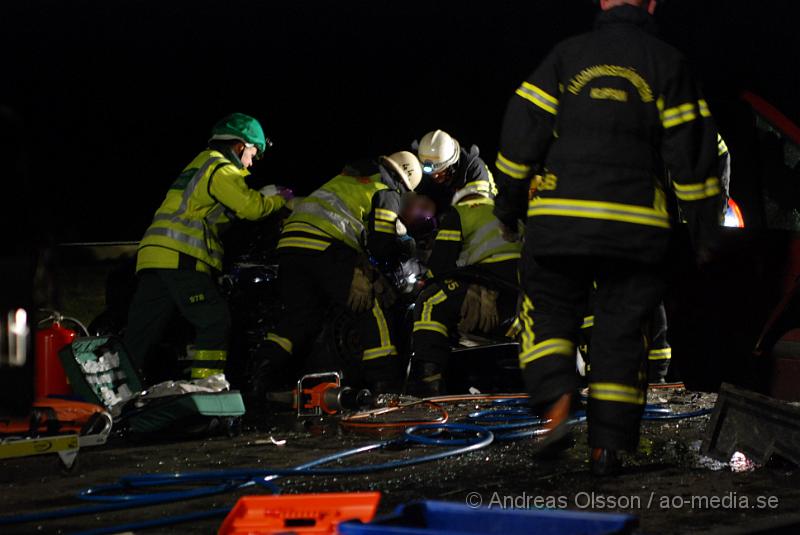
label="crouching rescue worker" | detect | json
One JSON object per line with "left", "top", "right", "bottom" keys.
{"left": 494, "top": 0, "right": 722, "bottom": 475}
{"left": 125, "top": 113, "right": 290, "bottom": 383}
{"left": 414, "top": 129, "right": 496, "bottom": 220}
{"left": 248, "top": 152, "right": 423, "bottom": 398}
{"left": 406, "top": 181, "right": 522, "bottom": 396}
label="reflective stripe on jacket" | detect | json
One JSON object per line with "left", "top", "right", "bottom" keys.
{"left": 280, "top": 172, "right": 394, "bottom": 253}
{"left": 137, "top": 149, "right": 285, "bottom": 272}
{"left": 428, "top": 197, "right": 521, "bottom": 277}
{"left": 493, "top": 5, "right": 721, "bottom": 263}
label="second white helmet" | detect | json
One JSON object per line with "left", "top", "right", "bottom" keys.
{"left": 382, "top": 151, "right": 423, "bottom": 191}
{"left": 417, "top": 129, "right": 460, "bottom": 175}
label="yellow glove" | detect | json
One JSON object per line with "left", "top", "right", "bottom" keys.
{"left": 478, "top": 287, "right": 500, "bottom": 333}
{"left": 458, "top": 284, "right": 483, "bottom": 333}
{"left": 347, "top": 266, "right": 374, "bottom": 313}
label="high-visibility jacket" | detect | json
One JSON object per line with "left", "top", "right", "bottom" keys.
{"left": 428, "top": 197, "right": 522, "bottom": 277}
{"left": 137, "top": 149, "right": 285, "bottom": 273}
{"left": 277, "top": 161, "right": 405, "bottom": 265}
{"left": 494, "top": 5, "right": 721, "bottom": 263}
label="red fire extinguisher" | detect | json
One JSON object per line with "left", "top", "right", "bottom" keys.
{"left": 35, "top": 312, "right": 83, "bottom": 398}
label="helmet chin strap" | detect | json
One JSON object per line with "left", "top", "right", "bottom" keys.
{"left": 382, "top": 158, "right": 408, "bottom": 193}
{"left": 220, "top": 144, "right": 245, "bottom": 169}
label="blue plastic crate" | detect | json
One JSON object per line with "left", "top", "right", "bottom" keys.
{"left": 338, "top": 500, "right": 638, "bottom": 535}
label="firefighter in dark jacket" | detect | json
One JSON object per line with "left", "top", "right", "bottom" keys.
{"left": 125, "top": 113, "right": 289, "bottom": 383}
{"left": 405, "top": 181, "right": 522, "bottom": 396}
{"left": 494, "top": 0, "right": 722, "bottom": 475}
{"left": 413, "top": 130, "right": 497, "bottom": 220}
{"left": 248, "top": 152, "right": 423, "bottom": 398}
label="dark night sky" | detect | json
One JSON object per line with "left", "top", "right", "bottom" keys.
{"left": 2, "top": 0, "right": 797, "bottom": 242}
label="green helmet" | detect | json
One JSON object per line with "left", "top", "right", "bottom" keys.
{"left": 209, "top": 112, "right": 269, "bottom": 155}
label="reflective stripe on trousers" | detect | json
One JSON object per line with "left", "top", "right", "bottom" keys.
{"left": 362, "top": 299, "right": 397, "bottom": 361}
{"left": 190, "top": 349, "right": 227, "bottom": 379}
{"left": 413, "top": 290, "right": 449, "bottom": 337}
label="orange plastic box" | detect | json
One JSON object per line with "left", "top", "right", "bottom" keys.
{"left": 218, "top": 492, "right": 382, "bottom": 535}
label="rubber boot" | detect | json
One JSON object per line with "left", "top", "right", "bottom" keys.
{"left": 244, "top": 352, "right": 293, "bottom": 411}
{"left": 244, "top": 357, "right": 272, "bottom": 411}
{"left": 543, "top": 392, "right": 572, "bottom": 434}
{"left": 405, "top": 360, "right": 445, "bottom": 398}
{"left": 535, "top": 392, "right": 575, "bottom": 458}
{"left": 590, "top": 448, "right": 621, "bottom": 476}
{"left": 363, "top": 359, "right": 403, "bottom": 395}
{"left": 648, "top": 359, "right": 670, "bottom": 385}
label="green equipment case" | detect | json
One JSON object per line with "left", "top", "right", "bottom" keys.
{"left": 59, "top": 336, "right": 244, "bottom": 436}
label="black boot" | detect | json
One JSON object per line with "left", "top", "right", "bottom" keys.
{"left": 404, "top": 360, "right": 444, "bottom": 397}
{"left": 366, "top": 379, "right": 401, "bottom": 395}
{"left": 534, "top": 393, "right": 576, "bottom": 458}
{"left": 648, "top": 359, "right": 670, "bottom": 384}
{"left": 244, "top": 357, "right": 270, "bottom": 410}
{"left": 590, "top": 448, "right": 621, "bottom": 476}
{"left": 362, "top": 359, "right": 404, "bottom": 395}
{"left": 244, "top": 354, "right": 290, "bottom": 410}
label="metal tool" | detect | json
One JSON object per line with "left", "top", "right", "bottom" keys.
{"left": 294, "top": 372, "right": 373, "bottom": 417}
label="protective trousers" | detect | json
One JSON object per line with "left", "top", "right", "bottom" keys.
{"left": 647, "top": 303, "right": 671, "bottom": 382}
{"left": 261, "top": 244, "right": 399, "bottom": 387}
{"left": 412, "top": 261, "right": 519, "bottom": 368}
{"left": 124, "top": 269, "right": 230, "bottom": 381}
{"left": 581, "top": 302, "right": 672, "bottom": 383}
{"left": 519, "top": 255, "right": 665, "bottom": 451}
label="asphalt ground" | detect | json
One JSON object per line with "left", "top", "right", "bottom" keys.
{"left": 2, "top": 387, "right": 800, "bottom": 534}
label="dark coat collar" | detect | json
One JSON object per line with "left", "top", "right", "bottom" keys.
{"left": 595, "top": 4, "right": 658, "bottom": 35}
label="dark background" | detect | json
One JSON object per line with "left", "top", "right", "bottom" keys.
{"left": 1, "top": 0, "right": 797, "bottom": 242}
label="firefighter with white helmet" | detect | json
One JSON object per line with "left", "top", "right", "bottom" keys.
{"left": 249, "top": 151, "right": 423, "bottom": 398}
{"left": 414, "top": 129, "right": 496, "bottom": 219}
{"left": 418, "top": 130, "right": 461, "bottom": 177}
{"left": 405, "top": 174, "right": 522, "bottom": 396}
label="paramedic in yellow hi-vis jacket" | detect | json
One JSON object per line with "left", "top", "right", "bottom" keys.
{"left": 493, "top": 0, "right": 722, "bottom": 475}
{"left": 125, "top": 113, "right": 290, "bottom": 383}
{"left": 405, "top": 180, "right": 522, "bottom": 396}
{"left": 248, "top": 152, "right": 423, "bottom": 399}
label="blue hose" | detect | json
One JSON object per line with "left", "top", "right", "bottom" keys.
{"left": 0, "top": 400, "right": 711, "bottom": 531}
{"left": 77, "top": 480, "right": 243, "bottom": 504}
{"left": 0, "top": 423, "right": 492, "bottom": 529}
{"left": 118, "top": 424, "right": 493, "bottom": 489}
{"left": 490, "top": 398, "right": 531, "bottom": 407}
{"left": 403, "top": 422, "right": 494, "bottom": 446}
{"left": 467, "top": 407, "right": 539, "bottom": 422}
{"left": 64, "top": 443, "right": 389, "bottom": 533}
{"left": 493, "top": 414, "right": 589, "bottom": 442}
{"left": 465, "top": 400, "right": 709, "bottom": 441}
